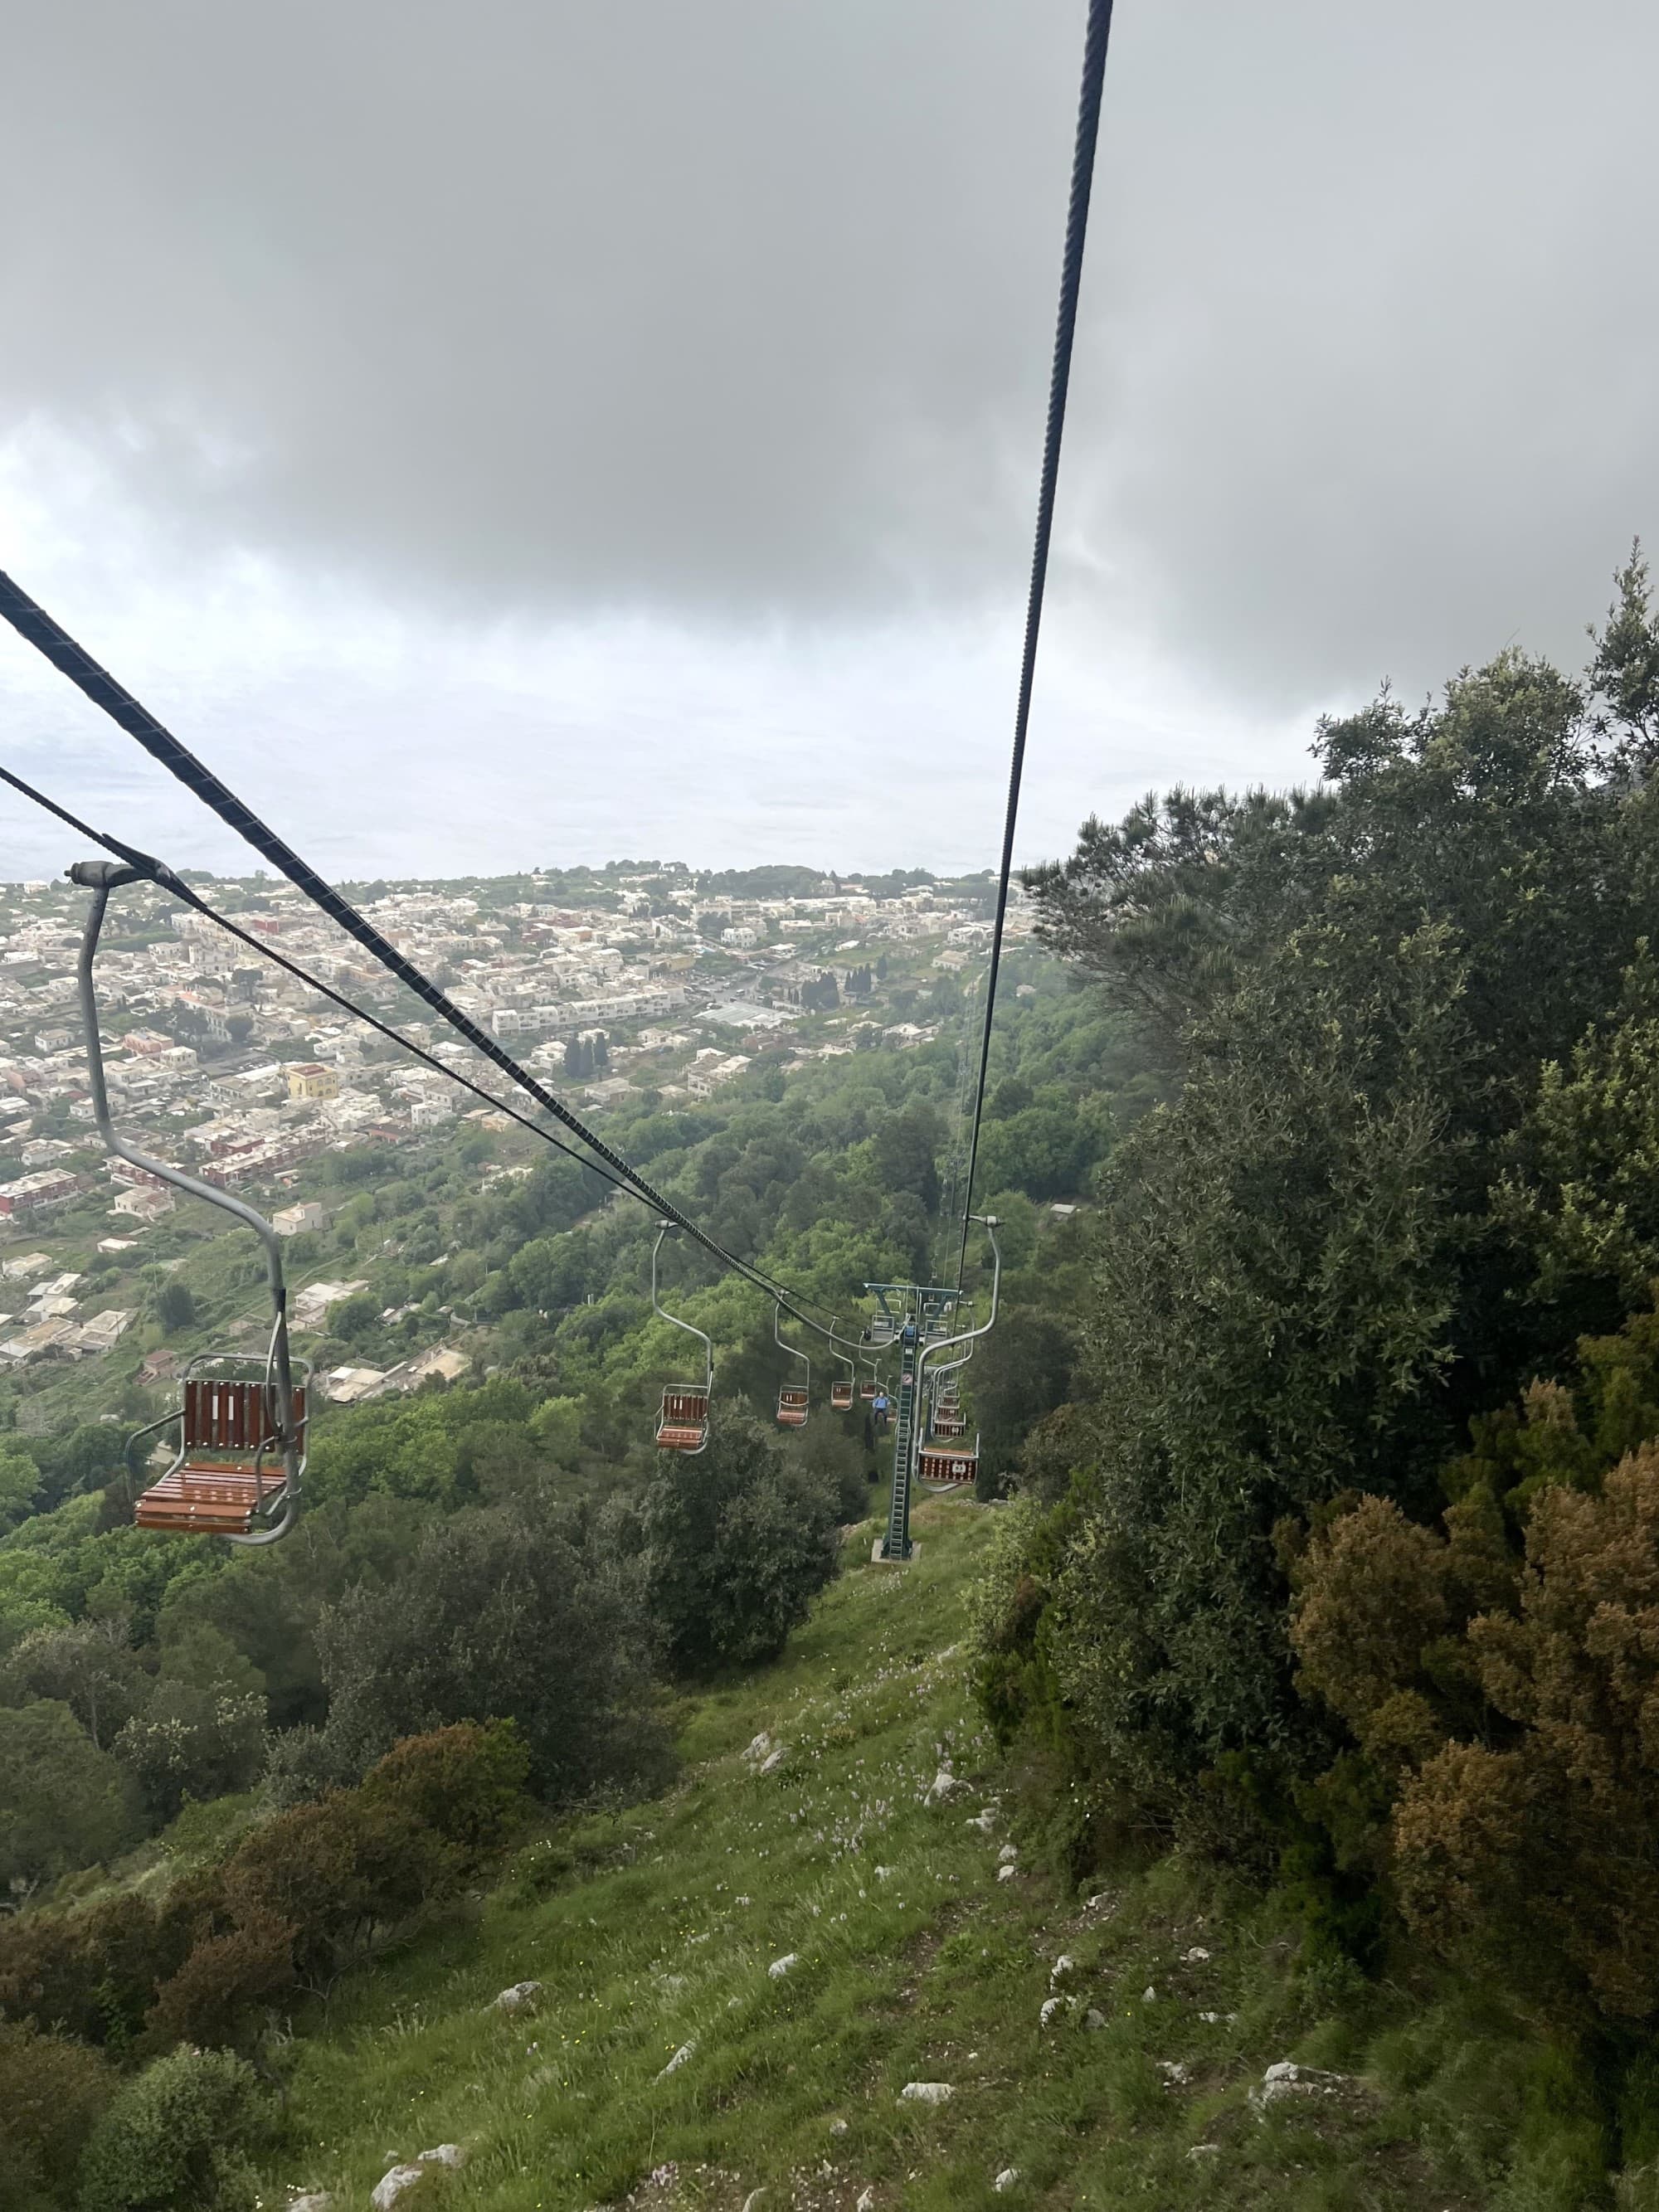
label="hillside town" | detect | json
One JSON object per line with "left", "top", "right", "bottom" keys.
{"left": 0, "top": 864, "right": 1024, "bottom": 1383}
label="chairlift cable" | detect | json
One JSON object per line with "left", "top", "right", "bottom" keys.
{"left": 954, "top": 0, "right": 1116, "bottom": 1287}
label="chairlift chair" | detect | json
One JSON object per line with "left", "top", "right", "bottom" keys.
{"left": 651, "top": 1222, "right": 713, "bottom": 1451}
{"left": 908, "top": 1242, "right": 999, "bottom": 1501}
{"left": 830, "top": 1325, "right": 855, "bottom": 1412}
{"left": 918, "top": 1439, "right": 979, "bottom": 1487}
{"left": 925, "top": 1326, "right": 972, "bottom": 1441}
{"left": 775, "top": 1304, "right": 810, "bottom": 1428}
{"left": 71, "top": 861, "right": 306, "bottom": 1544}
{"left": 859, "top": 1359, "right": 878, "bottom": 1403}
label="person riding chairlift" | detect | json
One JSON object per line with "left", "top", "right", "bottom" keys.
{"left": 872, "top": 1388, "right": 891, "bottom": 1432}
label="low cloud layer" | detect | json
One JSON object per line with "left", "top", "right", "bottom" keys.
{"left": 1, "top": 0, "right": 1654, "bottom": 876}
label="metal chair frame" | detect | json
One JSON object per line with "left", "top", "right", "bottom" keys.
{"left": 775, "top": 1302, "right": 810, "bottom": 1427}
{"left": 830, "top": 1320, "right": 856, "bottom": 1412}
{"left": 651, "top": 1221, "right": 713, "bottom": 1452}
{"left": 73, "top": 861, "right": 304, "bottom": 1545}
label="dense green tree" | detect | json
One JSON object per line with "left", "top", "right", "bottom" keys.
{"left": 873, "top": 1101, "right": 943, "bottom": 1212}
{"left": 640, "top": 1407, "right": 842, "bottom": 1672}
{"left": 0, "top": 1701, "right": 137, "bottom": 1899}
{"left": 971, "top": 1309, "right": 1076, "bottom": 1492}
{"left": 153, "top": 1281, "right": 197, "bottom": 1335}
{"left": 0, "top": 1446, "right": 41, "bottom": 1536}
{"left": 309, "top": 1498, "right": 669, "bottom": 1801}
{"left": 988, "top": 600, "right": 1659, "bottom": 1845}
{"left": 2, "top": 1617, "right": 147, "bottom": 1749}
{"left": 114, "top": 1626, "right": 267, "bottom": 1826}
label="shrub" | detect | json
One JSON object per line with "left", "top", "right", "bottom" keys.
{"left": 208, "top": 1794, "right": 425, "bottom": 1996}
{"left": 1394, "top": 1448, "right": 1659, "bottom": 2018}
{"left": 78, "top": 2045, "right": 264, "bottom": 2212}
{"left": 0, "top": 2020, "right": 115, "bottom": 2206}
{"left": 0, "top": 1886, "right": 198, "bottom": 2053}
{"left": 358, "top": 1721, "right": 529, "bottom": 1860}
{"left": 144, "top": 1908, "right": 297, "bottom": 2053}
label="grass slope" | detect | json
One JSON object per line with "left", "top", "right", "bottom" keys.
{"left": 263, "top": 1500, "right": 1608, "bottom": 2211}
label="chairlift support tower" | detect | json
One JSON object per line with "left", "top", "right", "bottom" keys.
{"left": 866, "top": 1228, "right": 1000, "bottom": 1561}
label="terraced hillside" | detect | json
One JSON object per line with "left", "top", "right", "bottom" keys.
{"left": 260, "top": 1499, "right": 1570, "bottom": 2212}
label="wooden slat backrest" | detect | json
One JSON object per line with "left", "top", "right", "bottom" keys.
{"left": 182, "top": 1378, "right": 307, "bottom": 1455}
{"left": 663, "top": 1388, "right": 708, "bottom": 1425}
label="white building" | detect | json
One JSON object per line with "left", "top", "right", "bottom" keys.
{"left": 273, "top": 1200, "right": 328, "bottom": 1237}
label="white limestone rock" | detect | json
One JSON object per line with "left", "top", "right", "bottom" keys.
{"left": 1249, "top": 2059, "right": 1352, "bottom": 2115}
{"left": 416, "top": 2147, "right": 465, "bottom": 2171}
{"left": 757, "top": 1746, "right": 787, "bottom": 1777}
{"left": 768, "top": 1952, "right": 800, "bottom": 1979}
{"left": 487, "top": 1981, "right": 542, "bottom": 2015}
{"left": 1049, "top": 1953, "right": 1077, "bottom": 1986}
{"left": 658, "top": 2039, "right": 698, "bottom": 2079}
{"left": 900, "top": 2081, "right": 954, "bottom": 2104}
{"left": 370, "top": 2168, "right": 425, "bottom": 2212}
{"left": 993, "top": 2171, "right": 1020, "bottom": 2193}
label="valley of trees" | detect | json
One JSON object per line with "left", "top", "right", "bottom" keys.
{"left": 12, "top": 557, "right": 1659, "bottom": 2203}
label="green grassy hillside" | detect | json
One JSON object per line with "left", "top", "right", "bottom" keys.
{"left": 258, "top": 1500, "right": 1591, "bottom": 2212}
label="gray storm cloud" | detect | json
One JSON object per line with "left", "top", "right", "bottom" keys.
{"left": 2, "top": 0, "right": 1657, "bottom": 706}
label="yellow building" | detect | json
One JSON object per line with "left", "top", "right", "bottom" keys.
{"left": 287, "top": 1061, "right": 340, "bottom": 1102}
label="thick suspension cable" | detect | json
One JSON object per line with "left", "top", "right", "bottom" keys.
{"left": 954, "top": 0, "right": 1115, "bottom": 1286}
{"left": 0, "top": 761, "right": 873, "bottom": 1354}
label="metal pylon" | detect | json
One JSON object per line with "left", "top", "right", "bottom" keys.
{"left": 883, "top": 1319, "right": 920, "bottom": 1559}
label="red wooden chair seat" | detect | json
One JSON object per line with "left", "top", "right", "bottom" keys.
{"left": 136, "top": 1466, "right": 282, "bottom": 1534}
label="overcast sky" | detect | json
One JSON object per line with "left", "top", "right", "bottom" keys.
{"left": 2, "top": 0, "right": 1656, "bottom": 883}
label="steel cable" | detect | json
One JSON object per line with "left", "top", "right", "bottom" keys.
{"left": 954, "top": 0, "right": 1116, "bottom": 1285}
